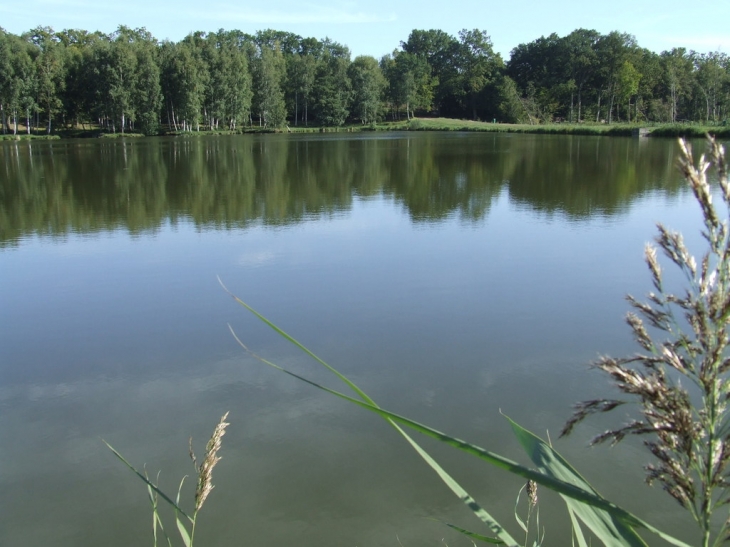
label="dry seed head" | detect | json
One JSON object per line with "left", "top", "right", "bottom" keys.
{"left": 645, "top": 244, "right": 662, "bottom": 290}
{"left": 194, "top": 411, "right": 230, "bottom": 512}
{"left": 526, "top": 480, "right": 538, "bottom": 508}
{"left": 678, "top": 138, "right": 720, "bottom": 231}
{"left": 564, "top": 137, "right": 730, "bottom": 535}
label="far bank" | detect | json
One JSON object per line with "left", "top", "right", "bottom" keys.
{"left": 2, "top": 117, "right": 729, "bottom": 141}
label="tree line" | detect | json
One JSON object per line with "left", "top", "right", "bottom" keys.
{"left": 1, "top": 25, "right": 728, "bottom": 135}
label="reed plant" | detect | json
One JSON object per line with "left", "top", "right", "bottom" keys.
{"left": 562, "top": 136, "right": 730, "bottom": 547}
{"left": 221, "top": 296, "right": 685, "bottom": 545}
{"left": 104, "top": 412, "right": 230, "bottom": 547}
{"left": 648, "top": 125, "right": 730, "bottom": 139}
{"left": 404, "top": 117, "right": 634, "bottom": 136}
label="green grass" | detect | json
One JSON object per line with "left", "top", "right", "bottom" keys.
{"left": 644, "top": 123, "right": 730, "bottom": 138}
{"left": 98, "top": 132, "right": 146, "bottom": 138}
{"left": 403, "top": 117, "right": 635, "bottom": 135}
{"left": 0, "top": 133, "right": 60, "bottom": 140}
{"left": 391, "top": 117, "right": 730, "bottom": 138}
{"left": 7, "top": 118, "right": 728, "bottom": 140}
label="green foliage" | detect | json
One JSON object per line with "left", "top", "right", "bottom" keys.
{"left": 348, "top": 55, "right": 386, "bottom": 124}
{"left": 662, "top": 48, "right": 695, "bottom": 123}
{"left": 617, "top": 61, "right": 641, "bottom": 122}
{"left": 312, "top": 44, "right": 351, "bottom": 126}
{"left": 0, "top": 29, "right": 38, "bottom": 134}
{"left": 204, "top": 31, "right": 253, "bottom": 131}
{"left": 694, "top": 52, "right": 729, "bottom": 123}
{"left": 160, "top": 38, "right": 208, "bottom": 131}
{"left": 455, "top": 29, "right": 503, "bottom": 120}
{"left": 287, "top": 52, "right": 317, "bottom": 126}
{"left": 1, "top": 25, "right": 729, "bottom": 133}
{"left": 381, "top": 50, "right": 435, "bottom": 119}
{"left": 31, "top": 28, "right": 65, "bottom": 133}
{"left": 253, "top": 45, "right": 287, "bottom": 128}
{"left": 497, "top": 75, "right": 529, "bottom": 123}
{"left": 134, "top": 45, "right": 162, "bottom": 135}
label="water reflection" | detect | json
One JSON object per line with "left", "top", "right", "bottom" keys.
{"left": 0, "top": 132, "right": 702, "bottom": 547}
{"left": 1, "top": 133, "right": 684, "bottom": 246}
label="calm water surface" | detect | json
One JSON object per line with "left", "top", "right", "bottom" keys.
{"left": 0, "top": 132, "right": 714, "bottom": 545}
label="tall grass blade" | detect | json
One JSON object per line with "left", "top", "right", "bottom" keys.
{"left": 439, "top": 521, "right": 505, "bottom": 544}
{"left": 220, "top": 278, "right": 374, "bottom": 404}
{"left": 223, "top": 294, "right": 517, "bottom": 545}
{"left": 228, "top": 343, "right": 690, "bottom": 546}
{"left": 508, "top": 416, "right": 693, "bottom": 547}
{"left": 396, "top": 424, "right": 516, "bottom": 543}
{"left": 102, "top": 439, "right": 194, "bottom": 523}
{"left": 147, "top": 483, "right": 159, "bottom": 547}
{"left": 535, "top": 508, "right": 544, "bottom": 547}
{"left": 145, "top": 472, "right": 173, "bottom": 547}
{"left": 568, "top": 507, "right": 588, "bottom": 547}
{"left": 175, "top": 477, "right": 192, "bottom": 547}
{"left": 513, "top": 484, "right": 528, "bottom": 534}
{"left": 176, "top": 516, "right": 192, "bottom": 547}
{"left": 504, "top": 416, "right": 647, "bottom": 547}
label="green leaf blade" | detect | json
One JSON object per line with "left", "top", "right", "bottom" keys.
{"left": 102, "top": 439, "right": 194, "bottom": 523}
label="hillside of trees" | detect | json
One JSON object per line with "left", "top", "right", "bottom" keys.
{"left": 1, "top": 25, "right": 728, "bottom": 135}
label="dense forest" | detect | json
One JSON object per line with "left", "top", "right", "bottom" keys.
{"left": 1, "top": 25, "right": 729, "bottom": 135}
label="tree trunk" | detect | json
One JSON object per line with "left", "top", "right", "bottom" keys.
{"left": 569, "top": 92, "right": 574, "bottom": 123}
{"left": 608, "top": 91, "right": 615, "bottom": 124}
{"left": 577, "top": 86, "right": 582, "bottom": 123}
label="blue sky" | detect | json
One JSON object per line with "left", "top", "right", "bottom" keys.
{"left": 2, "top": 0, "right": 728, "bottom": 60}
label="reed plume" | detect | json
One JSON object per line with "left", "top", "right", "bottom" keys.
{"left": 526, "top": 480, "right": 538, "bottom": 508}
{"left": 562, "top": 137, "right": 730, "bottom": 547}
{"left": 190, "top": 411, "right": 230, "bottom": 512}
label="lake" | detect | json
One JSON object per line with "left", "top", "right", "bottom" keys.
{"left": 0, "top": 131, "right": 711, "bottom": 545}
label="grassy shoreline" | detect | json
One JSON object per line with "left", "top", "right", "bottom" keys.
{"left": 2, "top": 118, "right": 729, "bottom": 140}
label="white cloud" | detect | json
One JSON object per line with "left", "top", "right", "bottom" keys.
{"left": 237, "top": 250, "right": 276, "bottom": 267}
